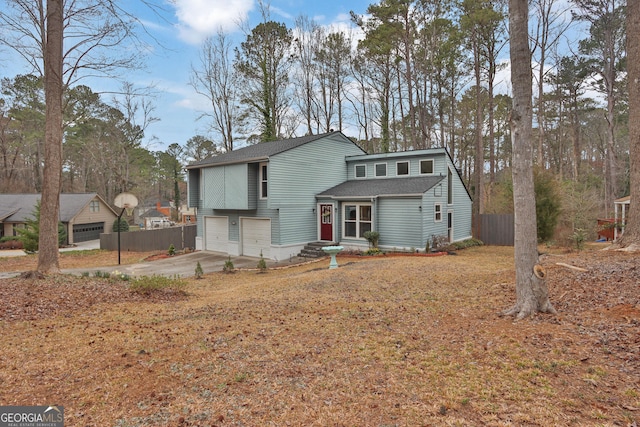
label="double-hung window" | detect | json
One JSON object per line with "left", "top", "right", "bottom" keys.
{"left": 355, "top": 164, "right": 366, "bottom": 178}
{"left": 375, "top": 163, "right": 387, "bottom": 177}
{"left": 343, "top": 204, "right": 372, "bottom": 238}
{"left": 90, "top": 200, "right": 100, "bottom": 212}
{"left": 434, "top": 203, "right": 442, "bottom": 222}
{"left": 260, "top": 163, "right": 268, "bottom": 199}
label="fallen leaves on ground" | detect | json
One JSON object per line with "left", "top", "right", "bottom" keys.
{"left": 0, "top": 245, "right": 638, "bottom": 426}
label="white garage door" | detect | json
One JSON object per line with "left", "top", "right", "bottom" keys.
{"left": 205, "top": 216, "right": 228, "bottom": 253}
{"left": 241, "top": 218, "right": 271, "bottom": 258}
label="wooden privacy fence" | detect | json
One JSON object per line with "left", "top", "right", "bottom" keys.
{"left": 475, "top": 214, "right": 514, "bottom": 246}
{"left": 100, "top": 225, "right": 197, "bottom": 252}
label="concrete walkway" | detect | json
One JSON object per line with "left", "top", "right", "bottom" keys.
{"left": 0, "top": 239, "right": 101, "bottom": 258}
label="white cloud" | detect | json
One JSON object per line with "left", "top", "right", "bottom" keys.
{"left": 172, "top": 0, "right": 254, "bottom": 44}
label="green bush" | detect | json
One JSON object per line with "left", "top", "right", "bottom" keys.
{"left": 484, "top": 169, "right": 562, "bottom": 242}
{"left": 129, "top": 275, "right": 186, "bottom": 294}
{"left": 9, "top": 200, "right": 66, "bottom": 253}
{"left": 363, "top": 247, "right": 383, "bottom": 256}
{"left": 571, "top": 228, "right": 586, "bottom": 251}
{"left": 195, "top": 261, "right": 204, "bottom": 279}
{"left": 363, "top": 231, "right": 380, "bottom": 248}
{"left": 168, "top": 244, "right": 176, "bottom": 256}
{"left": 223, "top": 256, "right": 234, "bottom": 273}
{"left": 257, "top": 251, "right": 268, "bottom": 272}
{"left": 113, "top": 217, "right": 130, "bottom": 232}
{"left": 448, "top": 238, "right": 484, "bottom": 250}
{"left": 535, "top": 170, "right": 561, "bottom": 242}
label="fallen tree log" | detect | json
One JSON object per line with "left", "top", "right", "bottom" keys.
{"left": 555, "top": 262, "right": 589, "bottom": 273}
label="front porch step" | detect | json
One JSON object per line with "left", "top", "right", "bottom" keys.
{"left": 297, "top": 242, "right": 337, "bottom": 258}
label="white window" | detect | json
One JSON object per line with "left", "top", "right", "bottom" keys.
{"left": 396, "top": 161, "right": 409, "bottom": 176}
{"left": 375, "top": 163, "right": 387, "bottom": 177}
{"left": 89, "top": 200, "right": 100, "bottom": 212}
{"left": 447, "top": 167, "right": 453, "bottom": 204}
{"left": 434, "top": 203, "right": 442, "bottom": 222}
{"left": 343, "top": 204, "right": 372, "bottom": 239}
{"left": 260, "top": 162, "right": 268, "bottom": 199}
{"left": 355, "top": 164, "right": 366, "bottom": 178}
{"left": 420, "top": 159, "right": 434, "bottom": 175}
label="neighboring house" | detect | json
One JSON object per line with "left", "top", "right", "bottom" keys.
{"left": 155, "top": 201, "right": 173, "bottom": 219}
{"left": 0, "top": 193, "right": 117, "bottom": 244}
{"left": 598, "top": 195, "right": 631, "bottom": 241}
{"left": 179, "top": 203, "right": 197, "bottom": 224}
{"left": 141, "top": 206, "right": 172, "bottom": 229}
{"left": 187, "top": 131, "right": 472, "bottom": 260}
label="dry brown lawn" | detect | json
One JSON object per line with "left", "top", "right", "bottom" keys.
{"left": 0, "top": 245, "right": 638, "bottom": 426}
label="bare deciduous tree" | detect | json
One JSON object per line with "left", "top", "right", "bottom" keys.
{"left": 0, "top": 0, "right": 162, "bottom": 274}
{"left": 531, "top": 0, "right": 573, "bottom": 167}
{"left": 190, "top": 30, "right": 241, "bottom": 152}
{"left": 573, "top": 0, "right": 627, "bottom": 214}
{"left": 292, "top": 15, "right": 321, "bottom": 135}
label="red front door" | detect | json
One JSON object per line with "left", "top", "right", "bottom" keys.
{"left": 320, "top": 204, "right": 333, "bottom": 241}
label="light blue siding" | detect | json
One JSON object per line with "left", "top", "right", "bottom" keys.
{"left": 201, "top": 164, "right": 254, "bottom": 210}
{"left": 346, "top": 149, "right": 449, "bottom": 180}
{"left": 269, "top": 134, "right": 364, "bottom": 245}
{"left": 202, "top": 167, "right": 224, "bottom": 208}
{"left": 445, "top": 156, "right": 473, "bottom": 241}
{"left": 187, "top": 169, "right": 200, "bottom": 209}
{"left": 224, "top": 164, "right": 249, "bottom": 209}
{"left": 377, "top": 198, "right": 423, "bottom": 248}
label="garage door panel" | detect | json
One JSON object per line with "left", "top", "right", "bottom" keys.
{"left": 73, "top": 222, "right": 104, "bottom": 242}
{"left": 242, "top": 218, "right": 271, "bottom": 258}
{"left": 205, "top": 216, "right": 228, "bottom": 252}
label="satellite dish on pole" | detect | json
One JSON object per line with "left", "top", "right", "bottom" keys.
{"left": 114, "top": 192, "right": 138, "bottom": 265}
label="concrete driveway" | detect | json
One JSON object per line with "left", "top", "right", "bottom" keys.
{"left": 0, "top": 239, "right": 320, "bottom": 278}
{"left": 63, "top": 251, "right": 314, "bottom": 278}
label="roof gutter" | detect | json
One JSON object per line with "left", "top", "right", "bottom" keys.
{"left": 186, "top": 156, "right": 269, "bottom": 170}
{"left": 316, "top": 193, "right": 424, "bottom": 200}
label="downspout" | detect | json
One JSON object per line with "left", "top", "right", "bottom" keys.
{"left": 371, "top": 196, "right": 379, "bottom": 235}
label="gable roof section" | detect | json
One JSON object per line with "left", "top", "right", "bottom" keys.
{"left": 187, "top": 131, "right": 363, "bottom": 169}
{"left": 317, "top": 176, "right": 445, "bottom": 199}
{"left": 141, "top": 208, "right": 168, "bottom": 218}
{"left": 0, "top": 193, "right": 112, "bottom": 223}
{"left": 0, "top": 207, "right": 19, "bottom": 222}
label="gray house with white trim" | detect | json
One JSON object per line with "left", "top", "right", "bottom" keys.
{"left": 187, "top": 131, "right": 472, "bottom": 260}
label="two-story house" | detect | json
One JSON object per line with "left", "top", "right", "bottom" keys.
{"left": 186, "top": 131, "right": 472, "bottom": 260}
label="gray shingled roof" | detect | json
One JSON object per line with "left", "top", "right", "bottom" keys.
{"left": 141, "top": 208, "right": 167, "bottom": 218}
{"left": 0, "top": 193, "right": 105, "bottom": 223}
{"left": 187, "top": 131, "right": 349, "bottom": 168}
{"left": 317, "top": 176, "right": 445, "bottom": 199}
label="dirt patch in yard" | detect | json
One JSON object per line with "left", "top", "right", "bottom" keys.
{"left": 0, "top": 246, "right": 638, "bottom": 426}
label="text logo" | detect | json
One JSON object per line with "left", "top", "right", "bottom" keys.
{"left": 0, "top": 406, "right": 64, "bottom": 427}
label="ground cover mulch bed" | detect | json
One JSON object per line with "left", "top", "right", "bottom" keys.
{"left": 0, "top": 245, "right": 638, "bottom": 426}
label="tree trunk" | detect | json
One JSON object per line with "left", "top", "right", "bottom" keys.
{"left": 504, "top": 0, "right": 555, "bottom": 319}
{"left": 619, "top": 0, "right": 640, "bottom": 249}
{"left": 473, "top": 34, "right": 484, "bottom": 219}
{"left": 38, "top": 0, "right": 64, "bottom": 274}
